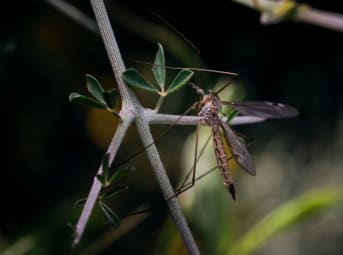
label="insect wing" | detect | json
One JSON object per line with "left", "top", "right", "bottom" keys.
{"left": 221, "top": 101, "right": 299, "bottom": 119}
{"left": 220, "top": 120, "right": 256, "bottom": 176}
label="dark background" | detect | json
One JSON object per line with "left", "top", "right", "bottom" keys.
{"left": 1, "top": 0, "right": 343, "bottom": 254}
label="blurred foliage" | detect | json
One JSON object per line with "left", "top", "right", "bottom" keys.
{"left": 1, "top": 0, "right": 343, "bottom": 254}
{"left": 228, "top": 187, "right": 343, "bottom": 255}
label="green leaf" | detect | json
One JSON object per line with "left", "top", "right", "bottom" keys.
{"left": 69, "top": 92, "right": 107, "bottom": 109}
{"left": 103, "top": 88, "right": 118, "bottom": 109}
{"left": 102, "top": 153, "right": 110, "bottom": 184}
{"left": 108, "top": 166, "right": 135, "bottom": 184}
{"left": 98, "top": 201, "right": 120, "bottom": 228}
{"left": 73, "top": 198, "right": 87, "bottom": 208}
{"left": 123, "top": 68, "right": 159, "bottom": 93}
{"left": 97, "top": 153, "right": 111, "bottom": 186}
{"left": 101, "top": 185, "right": 128, "bottom": 200}
{"left": 96, "top": 173, "right": 106, "bottom": 185}
{"left": 229, "top": 187, "right": 343, "bottom": 255}
{"left": 85, "top": 74, "right": 105, "bottom": 104}
{"left": 152, "top": 43, "right": 166, "bottom": 91}
{"left": 166, "top": 70, "right": 194, "bottom": 94}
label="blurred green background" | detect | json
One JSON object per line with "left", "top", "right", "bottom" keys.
{"left": 1, "top": 0, "right": 343, "bottom": 254}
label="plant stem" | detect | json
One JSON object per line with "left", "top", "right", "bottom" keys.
{"left": 297, "top": 7, "right": 343, "bottom": 32}
{"left": 232, "top": 0, "right": 343, "bottom": 32}
{"left": 73, "top": 115, "right": 133, "bottom": 248}
{"left": 45, "top": 0, "right": 99, "bottom": 35}
{"left": 147, "top": 110, "right": 266, "bottom": 126}
{"left": 154, "top": 95, "right": 165, "bottom": 112}
{"left": 73, "top": 1, "right": 201, "bottom": 254}
{"left": 53, "top": 0, "right": 279, "bottom": 251}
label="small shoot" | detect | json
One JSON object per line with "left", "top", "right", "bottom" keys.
{"left": 97, "top": 153, "right": 135, "bottom": 188}
{"left": 69, "top": 74, "right": 121, "bottom": 120}
{"left": 74, "top": 153, "right": 133, "bottom": 228}
{"left": 97, "top": 153, "right": 110, "bottom": 187}
{"left": 123, "top": 43, "right": 194, "bottom": 112}
{"left": 100, "top": 184, "right": 128, "bottom": 200}
{"left": 98, "top": 201, "right": 121, "bottom": 228}
{"left": 107, "top": 166, "right": 135, "bottom": 185}
{"left": 73, "top": 198, "right": 87, "bottom": 208}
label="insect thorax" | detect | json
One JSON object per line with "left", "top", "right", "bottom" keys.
{"left": 199, "top": 94, "right": 221, "bottom": 124}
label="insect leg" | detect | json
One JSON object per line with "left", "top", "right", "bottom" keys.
{"left": 174, "top": 133, "right": 212, "bottom": 196}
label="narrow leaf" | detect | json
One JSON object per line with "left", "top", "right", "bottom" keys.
{"left": 98, "top": 201, "right": 120, "bottom": 228}
{"left": 101, "top": 185, "right": 128, "bottom": 200}
{"left": 86, "top": 74, "right": 106, "bottom": 104}
{"left": 103, "top": 88, "right": 118, "bottom": 109}
{"left": 152, "top": 43, "right": 166, "bottom": 91}
{"left": 108, "top": 166, "right": 135, "bottom": 184}
{"left": 69, "top": 93, "right": 107, "bottom": 109}
{"left": 111, "top": 111, "right": 122, "bottom": 121}
{"left": 96, "top": 173, "right": 106, "bottom": 186}
{"left": 73, "top": 198, "right": 87, "bottom": 208}
{"left": 229, "top": 187, "right": 343, "bottom": 255}
{"left": 101, "top": 153, "right": 110, "bottom": 185}
{"left": 166, "top": 70, "right": 194, "bottom": 94}
{"left": 123, "top": 68, "right": 159, "bottom": 93}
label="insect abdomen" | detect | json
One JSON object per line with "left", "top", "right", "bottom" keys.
{"left": 211, "top": 119, "right": 236, "bottom": 200}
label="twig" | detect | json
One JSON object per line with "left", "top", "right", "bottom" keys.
{"left": 46, "top": 0, "right": 343, "bottom": 38}
{"left": 45, "top": 0, "right": 269, "bottom": 252}
{"left": 73, "top": 114, "right": 133, "bottom": 248}
{"left": 232, "top": 0, "right": 343, "bottom": 32}
{"left": 73, "top": 0, "right": 202, "bottom": 253}
{"left": 297, "top": 7, "right": 343, "bottom": 32}
{"left": 44, "top": 0, "right": 99, "bottom": 35}
{"left": 147, "top": 109, "right": 266, "bottom": 126}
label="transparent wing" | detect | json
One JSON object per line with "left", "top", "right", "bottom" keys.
{"left": 220, "top": 120, "right": 256, "bottom": 176}
{"left": 221, "top": 101, "right": 299, "bottom": 119}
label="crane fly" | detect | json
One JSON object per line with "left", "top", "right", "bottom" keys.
{"left": 189, "top": 82, "right": 298, "bottom": 200}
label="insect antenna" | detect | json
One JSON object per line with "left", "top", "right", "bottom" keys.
{"left": 149, "top": 10, "right": 206, "bottom": 87}
{"left": 127, "top": 58, "right": 237, "bottom": 76}
{"left": 150, "top": 11, "right": 241, "bottom": 92}
{"left": 212, "top": 74, "right": 238, "bottom": 96}
{"left": 150, "top": 10, "right": 201, "bottom": 57}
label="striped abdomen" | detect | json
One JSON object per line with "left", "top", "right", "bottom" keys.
{"left": 211, "top": 117, "right": 236, "bottom": 200}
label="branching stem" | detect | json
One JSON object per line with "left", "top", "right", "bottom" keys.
{"left": 46, "top": 0, "right": 294, "bottom": 252}
{"left": 74, "top": 0, "right": 202, "bottom": 253}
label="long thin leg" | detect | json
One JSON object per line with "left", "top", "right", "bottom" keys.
{"left": 192, "top": 118, "right": 201, "bottom": 188}
{"left": 172, "top": 119, "right": 201, "bottom": 196}
{"left": 183, "top": 155, "right": 234, "bottom": 190}
{"left": 176, "top": 133, "right": 212, "bottom": 194}
{"left": 166, "top": 154, "right": 235, "bottom": 201}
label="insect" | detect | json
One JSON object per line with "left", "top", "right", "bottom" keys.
{"left": 187, "top": 82, "right": 299, "bottom": 200}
